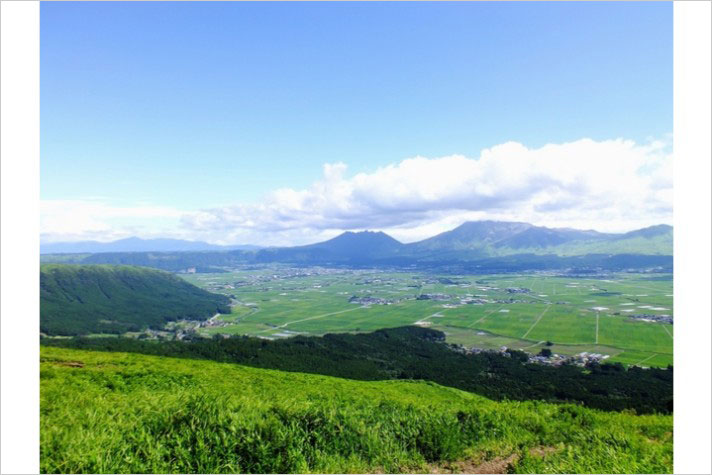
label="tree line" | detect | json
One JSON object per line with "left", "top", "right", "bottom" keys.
{"left": 42, "top": 326, "right": 673, "bottom": 414}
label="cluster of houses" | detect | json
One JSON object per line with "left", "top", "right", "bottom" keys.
{"left": 527, "top": 353, "right": 569, "bottom": 366}
{"left": 520, "top": 349, "right": 611, "bottom": 367}
{"left": 438, "top": 297, "right": 492, "bottom": 309}
{"left": 416, "top": 293, "right": 452, "bottom": 301}
{"left": 526, "top": 350, "right": 610, "bottom": 367}
{"left": 199, "top": 266, "right": 369, "bottom": 293}
{"left": 492, "top": 298, "right": 531, "bottom": 304}
{"left": 571, "top": 351, "right": 610, "bottom": 365}
{"left": 132, "top": 313, "right": 232, "bottom": 341}
{"left": 505, "top": 287, "right": 532, "bottom": 294}
{"left": 348, "top": 295, "right": 395, "bottom": 305}
{"left": 450, "top": 343, "right": 611, "bottom": 368}
{"left": 629, "top": 313, "right": 673, "bottom": 324}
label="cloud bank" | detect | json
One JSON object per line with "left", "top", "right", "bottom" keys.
{"left": 182, "top": 138, "right": 672, "bottom": 244}
{"left": 41, "top": 138, "right": 672, "bottom": 246}
{"left": 40, "top": 200, "right": 185, "bottom": 243}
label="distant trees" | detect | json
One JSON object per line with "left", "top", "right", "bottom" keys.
{"left": 539, "top": 348, "right": 553, "bottom": 357}
{"left": 506, "top": 349, "right": 529, "bottom": 363}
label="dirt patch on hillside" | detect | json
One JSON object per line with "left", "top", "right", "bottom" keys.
{"left": 528, "top": 445, "right": 557, "bottom": 457}
{"left": 428, "top": 453, "right": 518, "bottom": 474}
{"left": 425, "top": 446, "right": 558, "bottom": 474}
{"left": 54, "top": 360, "right": 84, "bottom": 368}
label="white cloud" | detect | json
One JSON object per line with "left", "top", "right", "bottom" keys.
{"left": 182, "top": 138, "right": 672, "bottom": 245}
{"left": 40, "top": 199, "right": 184, "bottom": 243}
{"left": 42, "top": 138, "right": 673, "bottom": 246}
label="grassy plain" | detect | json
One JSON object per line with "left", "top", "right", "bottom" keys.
{"left": 182, "top": 269, "right": 673, "bottom": 367}
{"left": 40, "top": 346, "right": 673, "bottom": 474}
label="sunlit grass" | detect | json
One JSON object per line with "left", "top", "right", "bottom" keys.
{"left": 41, "top": 347, "right": 672, "bottom": 474}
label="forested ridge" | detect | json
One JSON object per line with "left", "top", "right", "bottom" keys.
{"left": 40, "top": 264, "right": 231, "bottom": 335}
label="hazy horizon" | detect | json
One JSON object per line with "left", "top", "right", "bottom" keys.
{"left": 40, "top": 219, "right": 673, "bottom": 249}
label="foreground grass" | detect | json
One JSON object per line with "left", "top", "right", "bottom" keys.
{"left": 41, "top": 347, "right": 672, "bottom": 474}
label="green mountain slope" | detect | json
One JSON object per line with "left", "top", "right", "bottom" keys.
{"left": 40, "top": 264, "right": 231, "bottom": 336}
{"left": 41, "top": 346, "right": 672, "bottom": 474}
{"left": 490, "top": 232, "right": 673, "bottom": 257}
{"left": 409, "top": 222, "right": 672, "bottom": 257}
{"left": 409, "top": 221, "right": 537, "bottom": 252}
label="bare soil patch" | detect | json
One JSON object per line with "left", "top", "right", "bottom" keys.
{"left": 428, "top": 453, "right": 518, "bottom": 474}
{"left": 55, "top": 360, "right": 84, "bottom": 368}
{"left": 425, "top": 446, "right": 558, "bottom": 474}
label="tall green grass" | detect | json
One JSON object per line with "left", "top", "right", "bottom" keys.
{"left": 41, "top": 347, "right": 672, "bottom": 474}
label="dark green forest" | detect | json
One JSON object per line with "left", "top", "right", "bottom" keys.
{"left": 42, "top": 326, "right": 673, "bottom": 414}
{"left": 40, "top": 264, "right": 231, "bottom": 335}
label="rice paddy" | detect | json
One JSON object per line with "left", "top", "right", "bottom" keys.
{"left": 182, "top": 268, "right": 673, "bottom": 367}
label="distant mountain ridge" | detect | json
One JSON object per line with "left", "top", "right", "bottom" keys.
{"left": 249, "top": 221, "right": 671, "bottom": 265}
{"left": 406, "top": 221, "right": 671, "bottom": 256}
{"left": 410, "top": 221, "right": 535, "bottom": 252}
{"left": 615, "top": 224, "right": 672, "bottom": 240}
{"left": 43, "top": 222, "right": 672, "bottom": 256}
{"left": 42, "top": 221, "right": 672, "bottom": 271}
{"left": 255, "top": 230, "right": 406, "bottom": 264}
{"left": 40, "top": 237, "right": 261, "bottom": 254}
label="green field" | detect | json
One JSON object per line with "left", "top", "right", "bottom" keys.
{"left": 41, "top": 346, "right": 673, "bottom": 474}
{"left": 181, "top": 268, "right": 673, "bottom": 367}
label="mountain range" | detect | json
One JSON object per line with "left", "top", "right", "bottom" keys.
{"left": 42, "top": 221, "right": 673, "bottom": 272}
{"left": 406, "top": 221, "right": 672, "bottom": 256}
{"left": 255, "top": 221, "right": 672, "bottom": 262}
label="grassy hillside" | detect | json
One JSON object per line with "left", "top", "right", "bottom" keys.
{"left": 40, "top": 264, "right": 231, "bottom": 336}
{"left": 41, "top": 346, "right": 672, "bottom": 474}
{"left": 43, "top": 326, "right": 673, "bottom": 414}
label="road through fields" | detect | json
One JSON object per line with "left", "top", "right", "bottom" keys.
{"left": 522, "top": 305, "right": 551, "bottom": 339}
{"left": 257, "top": 306, "right": 366, "bottom": 333}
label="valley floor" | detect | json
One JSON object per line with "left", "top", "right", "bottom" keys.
{"left": 179, "top": 269, "right": 673, "bottom": 367}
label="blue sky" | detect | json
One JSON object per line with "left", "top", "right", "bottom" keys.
{"left": 40, "top": 2, "right": 672, "bottom": 244}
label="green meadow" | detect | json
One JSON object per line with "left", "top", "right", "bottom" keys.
{"left": 183, "top": 269, "right": 673, "bottom": 367}
{"left": 40, "top": 346, "right": 673, "bottom": 474}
